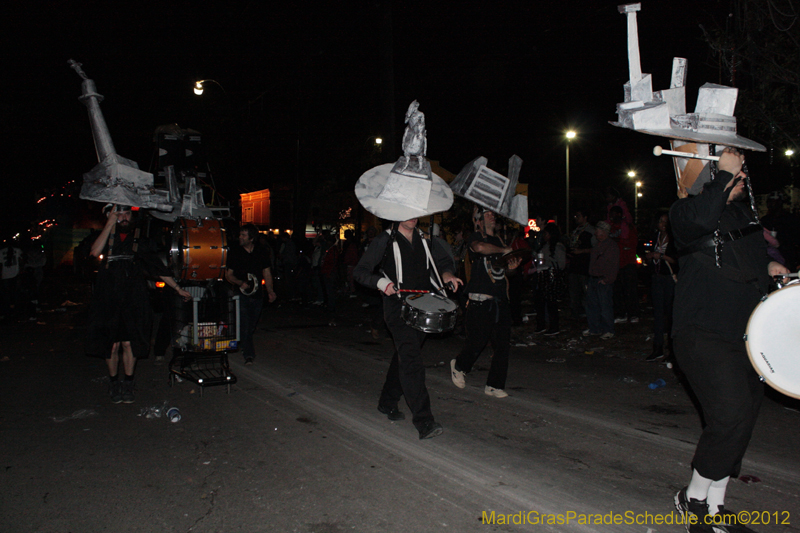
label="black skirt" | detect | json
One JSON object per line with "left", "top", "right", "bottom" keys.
{"left": 86, "top": 260, "right": 153, "bottom": 360}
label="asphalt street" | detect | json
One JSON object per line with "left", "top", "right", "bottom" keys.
{"left": 1, "top": 274, "right": 799, "bottom": 533}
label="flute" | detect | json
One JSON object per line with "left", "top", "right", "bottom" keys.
{"left": 653, "top": 146, "right": 720, "bottom": 161}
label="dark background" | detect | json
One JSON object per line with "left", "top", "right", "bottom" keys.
{"left": 1, "top": 0, "right": 792, "bottom": 236}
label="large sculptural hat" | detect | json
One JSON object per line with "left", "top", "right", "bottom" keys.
{"left": 355, "top": 100, "right": 453, "bottom": 221}
{"left": 611, "top": 4, "right": 765, "bottom": 153}
{"left": 355, "top": 164, "right": 453, "bottom": 221}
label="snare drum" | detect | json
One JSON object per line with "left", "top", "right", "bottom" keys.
{"left": 170, "top": 218, "right": 228, "bottom": 280}
{"left": 745, "top": 281, "right": 800, "bottom": 399}
{"left": 401, "top": 293, "right": 458, "bottom": 333}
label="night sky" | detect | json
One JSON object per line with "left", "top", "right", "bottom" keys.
{"left": 3, "top": 0, "right": 760, "bottom": 236}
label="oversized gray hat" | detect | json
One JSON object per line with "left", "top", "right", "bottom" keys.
{"left": 611, "top": 6, "right": 765, "bottom": 153}
{"left": 354, "top": 163, "right": 453, "bottom": 221}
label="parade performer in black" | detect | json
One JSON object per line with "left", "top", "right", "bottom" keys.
{"left": 450, "top": 206, "right": 520, "bottom": 398}
{"left": 87, "top": 205, "right": 191, "bottom": 403}
{"left": 353, "top": 100, "right": 462, "bottom": 439}
{"left": 354, "top": 218, "right": 462, "bottom": 439}
{"left": 671, "top": 149, "right": 788, "bottom": 530}
{"left": 225, "top": 223, "right": 277, "bottom": 365}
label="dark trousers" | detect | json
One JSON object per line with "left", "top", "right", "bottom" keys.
{"left": 379, "top": 297, "right": 434, "bottom": 431}
{"left": 673, "top": 326, "right": 764, "bottom": 480}
{"left": 613, "top": 263, "right": 640, "bottom": 318}
{"left": 455, "top": 299, "right": 511, "bottom": 390}
{"left": 534, "top": 288, "right": 559, "bottom": 333}
{"left": 568, "top": 272, "right": 588, "bottom": 318}
{"left": 239, "top": 294, "right": 264, "bottom": 361}
{"left": 585, "top": 278, "right": 614, "bottom": 334}
{"left": 508, "top": 272, "right": 524, "bottom": 326}
{"left": 322, "top": 272, "right": 338, "bottom": 313}
{"left": 651, "top": 274, "right": 675, "bottom": 350}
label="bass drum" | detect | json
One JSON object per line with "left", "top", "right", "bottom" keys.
{"left": 170, "top": 218, "right": 229, "bottom": 281}
{"left": 745, "top": 281, "right": 800, "bottom": 399}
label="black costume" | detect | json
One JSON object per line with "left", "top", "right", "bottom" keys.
{"left": 227, "top": 243, "right": 273, "bottom": 362}
{"left": 670, "top": 172, "right": 771, "bottom": 480}
{"left": 453, "top": 232, "right": 511, "bottom": 390}
{"left": 86, "top": 226, "right": 167, "bottom": 360}
{"left": 353, "top": 227, "right": 454, "bottom": 433}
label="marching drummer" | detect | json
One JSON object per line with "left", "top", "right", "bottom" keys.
{"left": 353, "top": 101, "right": 463, "bottom": 440}
{"left": 354, "top": 218, "right": 462, "bottom": 439}
{"left": 670, "top": 148, "right": 789, "bottom": 527}
{"left": 450, "top": 206, "right": 520, "bottom": 399}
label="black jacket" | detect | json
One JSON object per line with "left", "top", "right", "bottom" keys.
{"left": 670, "top": 172, "right": 771, "bottom": 341}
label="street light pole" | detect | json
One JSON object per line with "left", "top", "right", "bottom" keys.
{"left": 628, "top": 171, "right": 640, "bottom": 225}
{"left": 566, "top": 131, "right": 576, "bottom": 234}
{"left": 635, "top": 181, "right": 642, "bottom": 225}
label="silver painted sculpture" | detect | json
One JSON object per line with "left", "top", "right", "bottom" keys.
{"left": 450, "top": 154, "right": 528, "bottom": 226}
{"left": 355, "top": 100, "right": 452, "bottom": 221}
{"left": 69, "top": 60, "right": 171, "bottom": 211}
{"left": 70, "top": 61, "right": 215, "bottom": 219}
{"left": 397, "top": 100, "right": 429, "bottom": 176}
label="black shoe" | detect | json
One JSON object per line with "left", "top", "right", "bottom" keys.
{"left": 418, "top": 420, "right": 443, "bottom": 440}
{"left": 532, "top": 327, "right": 547, "bottom": 335}
{"left": 244, "top": 358, "right": 254, "bottom": 366}
{"left": 712, "top": 506, "right": 759, "bottom": 533}
{"left": 646, "top": 348, "right": 665, "bottom": 362}
{"left": 109, "top": 380, "right": 123, "bottom": 404}
{"left": 121, "top": 380, "right": 135, "bottom": 404}
{"left": 377, "top": 404, "right": 405, "bottom": 421}
{"left": 543, "top": 329, "right": 560, "bottom": 336}
{"left": 674, "top": 487, "right": 713, "bottom": 532}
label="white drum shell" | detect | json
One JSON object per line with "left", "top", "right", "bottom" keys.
{"left": 745, "top": 282, "right": 800, "bottom": 399}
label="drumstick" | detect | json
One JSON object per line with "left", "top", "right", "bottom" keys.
{"left": 653, "top": 146, "right": 720, "bottom": 161}
{"left": 397, "top": 289, "right": 430, "bottom": 293}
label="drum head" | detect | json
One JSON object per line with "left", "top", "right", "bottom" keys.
{"left": 405, "top": 293, "right": 457, "bottom": 312}
{"left": 746, "top": 283, "right": 800, "bottom": 399}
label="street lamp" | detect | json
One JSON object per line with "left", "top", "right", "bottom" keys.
{"left": 565, "top": 130, "right": 576, "bottom": 234}
{"left": 193, "top": 79, "right": 227, "bottom": 96}
{"left": 786, "top": 149, "right": 796, "bottom": 207}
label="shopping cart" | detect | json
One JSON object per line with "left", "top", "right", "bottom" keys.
{"left": 169, "top": 284, "right": 239, "bottom": 396}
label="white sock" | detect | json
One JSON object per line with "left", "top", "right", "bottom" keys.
{"left": 707, "top": 476, "right": 730, "bottom": 515}
{"left": 686, "top": 469, "right": 713, "bottom": 501}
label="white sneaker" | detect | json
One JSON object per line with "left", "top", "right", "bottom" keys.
{"left": 450, "top": 359, "right": 465, "bottom": 389}
{"left": 600, "top": 332, "right": 615, "bottom": 340}
{"left": 485, "top": 385, "right": 508, "bottom": 398}
{"left": 614, "top": 317, "right": 628, "bottom": 324}
{"left": 629, "top": 316, "right": 640, "bottom": 324}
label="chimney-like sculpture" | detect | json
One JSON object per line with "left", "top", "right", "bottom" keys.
{"left": 69, "top": 60, "right": 172, "bottom": 211}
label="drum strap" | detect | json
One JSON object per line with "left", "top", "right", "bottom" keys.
{"left": 385, "top": 228, "right": 446, "bottom": 296}
{"left": 420, "top": 232, "right": 446, "bottom": 297}
{"left": 677, "top": 223, "right": 761, "bottom": 258}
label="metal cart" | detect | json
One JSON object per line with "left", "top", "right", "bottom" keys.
{"left": 169, "top": 285, "right": 239, "bottom": 396}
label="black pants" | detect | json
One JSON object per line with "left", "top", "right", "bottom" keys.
{"left": 379, "top": 297, "right": 434, "bottom": 431}
{"left": 455, "top": 299, "right": 511, "bottom": 390}
{"left": 508, "top": 272, "right": 524, "bottom": 326}
{"left": 534, "top": 289, "right": 559, "bottom": 333}
{"left": 673, "top": 326, "right": 764, "bottom": 480}
{"left": 613, "top": 263, "right": 640, "bottom": 319}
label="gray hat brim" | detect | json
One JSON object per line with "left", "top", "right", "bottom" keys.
{"left": 355, "top": 163, "right": 453, "bottom": 221}
{"left": 610, "top": 121, "right": 766, "bottom": 152}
